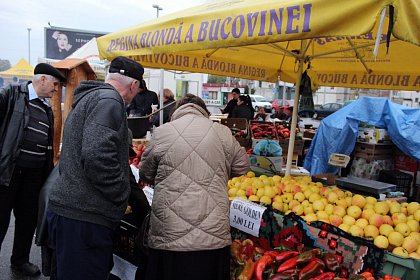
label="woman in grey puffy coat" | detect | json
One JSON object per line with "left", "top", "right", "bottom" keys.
{"left": 139, "top": 94, "right": 249, "bottom": 280}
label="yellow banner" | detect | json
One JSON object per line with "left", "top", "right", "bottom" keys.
{"left": 97, "top": 0, "right": 420, "bottom": 90}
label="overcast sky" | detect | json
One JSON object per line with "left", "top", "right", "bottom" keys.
{"left": 0, "top": 0, "right": 207, "bottom": 66}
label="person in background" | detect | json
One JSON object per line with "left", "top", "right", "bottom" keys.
{"left": 0, "top": 63, "right": 66, "bottom": 276}
{"left": 47, "top": 56, "right": 143, "bottom": 280}
{"left": 270, "top": 105, "right": 287, "bottom": 120}
{"left": 284, "top": 106, "right": 301, "bottom": 128}
{"left": 231, "top": 94, "right": 254, "bottom": 121}
{"left": 285, "top": 106, "right": 293, "bottom": 122}
{"left": 128, "top": 79, "right": 159, "bottom": 117}
{"left": 254, "top": 106, "right": 268, "bottom": 121}
{"left": 139, "top": 94, "right": 249, "bottom": 280}
{"left": 221, "top": 87, "right": 240, "bottom": 117}
{"left": 151, "top": 88, "right": 176, "bottom": 126}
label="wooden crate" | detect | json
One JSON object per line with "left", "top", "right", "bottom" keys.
{"left": 221, "top": 118, "right": 250, "bottom": 148}
{"left": 282, "top": 153, "right": 299, "bottom": 167}
{"left": 220, "top": 118, "right": 248, "bottom": 130}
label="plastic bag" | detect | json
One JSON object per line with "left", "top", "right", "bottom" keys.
{"left": 253, "top": 139, "right": 282, "bottom": 156}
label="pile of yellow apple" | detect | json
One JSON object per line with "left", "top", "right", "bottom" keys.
{"left": 227, "top": 172, "right": 420, "bottom": 259}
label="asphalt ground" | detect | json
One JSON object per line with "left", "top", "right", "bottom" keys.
{"left": 0, "top": 216, "right": 48, "bottom": 280}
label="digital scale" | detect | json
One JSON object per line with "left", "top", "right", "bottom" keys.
{"left": 329, "top": 153, "right": 396, "bottom": 198}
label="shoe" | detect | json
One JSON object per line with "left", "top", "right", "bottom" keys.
{"left": 11, "top": 262, "right": 41, "bottom": 276}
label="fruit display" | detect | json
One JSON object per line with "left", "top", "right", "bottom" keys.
{"left": 231, "top": 127, "right": 249, "bottom": 139}
{"left": 129, "top": 143, "right": 146, "bottom": 168}
{"left": 250, "top": 122, "right": 278, "bottom": 140}
{"left": 227, "top": 172, "right": 420, "bottom": 259}
{"left": 275, "top": 123, "right": 291, "bottom": 139}
{"left": 231, "top": 243, "right": 376, "bottom": 280}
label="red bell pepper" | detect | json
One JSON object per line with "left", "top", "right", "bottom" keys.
{"left": 268, "top": 272, "right": 294, "bottom": 280}
{"left": 323, "top": 253, "right": 340, "bottom": 273}
{"left": 309, "top": 271, "right": 335, "bottom": 280}
{"left": 277, "top": 255, "right": 298, "bottom": 273}
{"left": 237, "top": 259, "right": 256, "bottom": 280}
{"left": 297, "top": 250, "right": 318, "bottom": 264}
{"left": 270, "top": 250, "right": 299, "bottom": 263}
{"left": 255, "top": 255, "right": 274, "bottom": 280}
{"left": 298, "top": 260, "right": 323, "bottom": 280}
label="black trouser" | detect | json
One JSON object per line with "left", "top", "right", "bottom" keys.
{"left": 47, "top": 210, "right": 114, "bottom": 280}
{"left": 0, "top": 166, "right": 45, "bottom": 265}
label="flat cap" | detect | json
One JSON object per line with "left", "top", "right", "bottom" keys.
{"left": 34, "top": 63, "right": 66, "bottom": 82}
{"left": 109, "top": 56, "right": 144, "bottom": 82}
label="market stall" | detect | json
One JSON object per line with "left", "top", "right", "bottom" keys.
{"left": 96, "top": 1, "right": 420, "bottom": 278}
{"left": 0, "top": 58, "right": 33, "bottom": 84}
{"left": 96, "top": 0, "right": 420, "bottom": 175}
{"left": 226, "top": 172, "right": 420, "bottom": 280}
{"left": 122, "top": 167, "right": 420, "bottom": 279}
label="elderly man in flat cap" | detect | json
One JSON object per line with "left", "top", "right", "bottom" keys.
{"left": 0, "top": 63, "right": 66, "bottom": 276}
{"left": 47, "top": 56, "right": 144, "bottom": 279}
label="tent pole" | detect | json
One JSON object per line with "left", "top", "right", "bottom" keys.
{"left": 159, "top": 69, "right": 164, "bottom": 126}
{"left": 285, "top": 40, "right": 306, "bottom": 176}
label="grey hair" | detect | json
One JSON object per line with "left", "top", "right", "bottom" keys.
{"left": 106, "top": 72, "right": 136, "bottom": 87}
{"left": 33, "top": 74, "right": 57, "bottom": 82}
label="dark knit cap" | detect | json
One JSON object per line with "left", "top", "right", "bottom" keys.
{"left": 34, "top": 63, "right": 66, "bottom": 82}
{"left": 109, "top": 56, "right": 144, "bottom": 82}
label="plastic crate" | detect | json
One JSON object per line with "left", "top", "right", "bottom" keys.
{"left": 381, "top": 252, "right": 420, "bottom": 280}
{"left": 378, "top": 170, "right": 413, "bottom": 196}
{"left": 114, "top": 219, "right": 139, "bottom": 265}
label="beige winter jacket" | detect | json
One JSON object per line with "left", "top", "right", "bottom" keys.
{"left": 139, "top": 103, "right": 249, "bottom": 251}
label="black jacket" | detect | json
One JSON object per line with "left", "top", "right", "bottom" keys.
{"left": 0, "top": 83, "right": 54, "bottom": 187}
{"left": 129, "top": 89, "right": 159, "bottom": 117}
{"left": 231, "top": 104, "right": 254, "bottom": 120}
{"left": 222, "top": 99, "right": 237, "bottom": 118}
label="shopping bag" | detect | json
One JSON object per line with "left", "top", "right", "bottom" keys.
{"left": 253, "top": 139, "right": 282, "bottom": 156}
{"left": 135, "top": 210, "right": 151, "bottom": 256}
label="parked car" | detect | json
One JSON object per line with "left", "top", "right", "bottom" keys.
{"left": 271, "top": 99, "right": 294, "bottom": 112}
{"left": 249, "top": 95, "right": 272, "bottom": 112}
{"left": 313, "top": 103, "right": 343, "bottom": 119}
{"left": 343, "top": 100, "right": 356, "bottom": 106}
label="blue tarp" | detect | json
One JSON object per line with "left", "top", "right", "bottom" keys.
{"left": 304, "top": 97, "right": 420, "bottom": 175}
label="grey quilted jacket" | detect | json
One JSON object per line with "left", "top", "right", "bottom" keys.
{"left": 139, "top": 103, "right": 249, "bottom": 251}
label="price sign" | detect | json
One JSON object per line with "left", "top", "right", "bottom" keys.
{"left": 230, "top": 198, "right": 266, "bottom": 237}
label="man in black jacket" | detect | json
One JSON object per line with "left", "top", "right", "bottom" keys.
{"left": 221, "top": 87, "right": 240, "bottom": 117}
{"left": 128, "top": 79, "right": 159, "bottom": 117}
{"left": 0, "top": 63, "right": 65, "bottom": 276}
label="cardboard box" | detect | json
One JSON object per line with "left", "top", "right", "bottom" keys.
{"left": 394, "top": 154, "right": 418, "bottom": 172}
{"left": 249, "top": 154, "right": 282, "bottom": 176}
{"left": 357, "top": 127, "right": 391, "bottom": 144}
{"left": 303, "top": 130, "right": 316, "bottom": 139}
{"left": 354, "top": 142, "right": 394, "bottom": 160}
{"left": 279, "top": 139, "right": 304, "bottom": 156}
